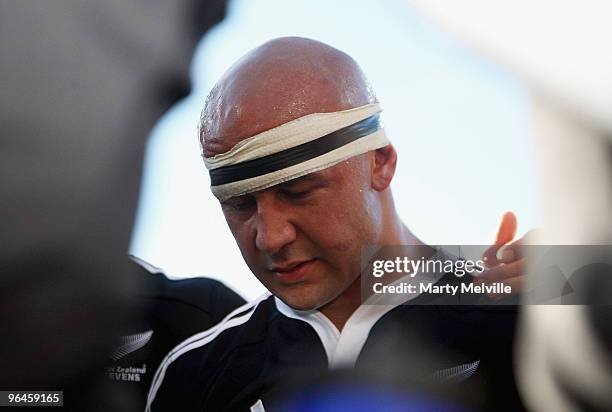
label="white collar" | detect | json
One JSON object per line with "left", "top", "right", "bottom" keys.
{"left": 275, "top": 296, "right": 405, "bottom": 369}
{"left": 274, "top": 248, "right": 450, "bottom": 369}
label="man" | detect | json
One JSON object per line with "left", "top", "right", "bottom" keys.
{"left": 147, "top": 37, "right": 526, "bottom": 411}
{"left": 104, "top": 257, "right": 244, "bottom": 411}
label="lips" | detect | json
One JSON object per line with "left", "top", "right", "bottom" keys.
{"left": 271, "top": 259, "right": 316, "bottom": 284}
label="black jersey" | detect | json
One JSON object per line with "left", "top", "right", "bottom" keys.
{"left": 105, "top": 257, "right": 245, "bottom": 411}
{"left": 147, "top": 289, "right": 522, "bottom": 411}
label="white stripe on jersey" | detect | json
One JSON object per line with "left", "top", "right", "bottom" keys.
{"left": 250, "top": 399, "right": 266, "bottom": 412}
{"left": 145, "top": 293, "right": 270, "bottom": 412}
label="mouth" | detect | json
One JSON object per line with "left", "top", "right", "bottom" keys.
{"left": 270, "top": 259, "right": 317, "bottom": 285}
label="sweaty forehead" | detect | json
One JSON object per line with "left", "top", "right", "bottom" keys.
{"left": 201, "top": 37, "right": 376, "bottom": 157}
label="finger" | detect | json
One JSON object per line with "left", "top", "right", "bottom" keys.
{"left": 495, "top": 211, "right": 517, "bottom": 245}
{"left": 496, "top": 228, "right": 541, "bottom": 263}
{"left": 482, "top": 244, "right": 502, "bottom": 268}
{"left": 496, "top": 241, "right": 522, "bottom": 264}
{"left": 479, "top": 258, "right": 527, "bottom": 282}
{"left": 482, "top": 212, "right": 518, "bottom": 267}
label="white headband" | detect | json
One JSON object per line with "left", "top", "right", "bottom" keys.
{"left": 203, "top": 103, "right": 389, "bottom": 201}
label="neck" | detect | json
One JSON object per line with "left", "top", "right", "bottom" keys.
{"left": 319, "top": 204, "right": 424, "bottom": 331}
{"left": 319, "top": 278, "right": 363, "bottom": 331}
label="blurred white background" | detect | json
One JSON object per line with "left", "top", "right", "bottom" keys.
{"left": 129, "top": 0, "right": 539, "bottom": 300}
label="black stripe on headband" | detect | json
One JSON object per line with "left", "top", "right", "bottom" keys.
{"left": 209, "top": 113, "right": 381, "bottom": 186}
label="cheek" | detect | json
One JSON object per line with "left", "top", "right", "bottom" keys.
{"left": 303, "top": 192, "right": 377, "bottom": 259}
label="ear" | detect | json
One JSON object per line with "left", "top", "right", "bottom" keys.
{"left": 370, "top": 144, "right": 397, "bottom": 191}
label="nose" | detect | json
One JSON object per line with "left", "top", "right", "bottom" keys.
{"left": 254, "top": 193, "right": 296, "bottom": 254}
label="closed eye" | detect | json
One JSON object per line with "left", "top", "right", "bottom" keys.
{"left": 221, "top": 196, "right": 255, "bottom": 212}
{"left": 280, "top": 189, "right": 311, "bottom": 200}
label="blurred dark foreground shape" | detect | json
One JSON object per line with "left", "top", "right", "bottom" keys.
{"left": 0, "top": 1, "right": 227, "bottom": 410}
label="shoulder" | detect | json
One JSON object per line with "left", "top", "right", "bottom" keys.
{"left": 130, "top": 255, "right": 247, "bottom": 325}
{"left": 145, "top": 293, "right": 276, "bottom": 411}
{"left": 158, "top": 276, "right": 246, "bottom": 320}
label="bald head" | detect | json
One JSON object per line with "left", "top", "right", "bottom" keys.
{"left": 200, "top": 37, "right": 377, "bottom": 157}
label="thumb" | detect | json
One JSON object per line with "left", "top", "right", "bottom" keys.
{"left": 495, "top": 211, "right": 517, "bottom": 245}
